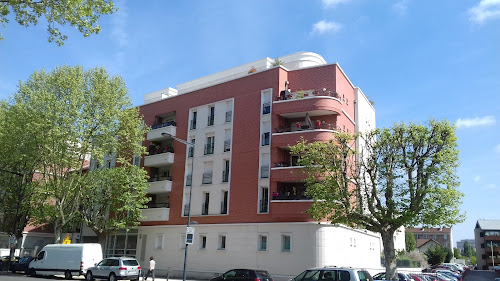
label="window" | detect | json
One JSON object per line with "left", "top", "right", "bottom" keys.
{"left": 261, "top": 132, "right": 270, "bottom": 146}
{"left": 223, "top": 160, "right": 230, "bottom": 182}
{"left": 260, "top": 165, "right": 269, "bottom": 178}
{"left": 191, "top": 111, "right": 197, "bottom": 130}
{"left": 258, "top": 234, "right": 268, "bottom": 251}
{"left": 186, "top": 174, "right": 192, "bottom": 186}
{"left": 225, "top": 111, "right": 232, "bottom": 122}
{"left": 37, "top": 251, "right": 45, "bottom": 260}
{"left": 202, "top": 192, "right": 209, "bottom": 215}
{"left": 218, "top": 235, "right": 227, "bottom": 250}
{"left": 205, "top": 136, "right": 215, "bottom": 155}
{"left": 444, "top": 234, "right": 448, "bottom": 240}
{"left": 133, "top": 156, "right": 141, "bottom": 167}
{"left": 281, "top": 234, "right": 291, "bottom": 252}
{"left": 199, "top": 235, "right": 207, "bottom": 250}
{"left": 208, "top": 106, "right": 215, "bottom": 126}
{"left": 155, "top": 234, "right": 163, "bottom": 249}
{"left": 262, "top": 102, "right": 271, "bottom": 114}
{"left": 224, "top": 140, "right": 231, "bottom": 152}
{"left": 260, "top": 187, "right": 269, "bottom": 213}
{"left": 188, "top": 139, "right": 195, "bottom": 157}
{"left": 221, "top": 191, "right": 228, "bottom": 214}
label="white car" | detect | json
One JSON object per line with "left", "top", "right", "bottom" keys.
{"left": 85, "top": 257, "right": 141, "bottom": 281}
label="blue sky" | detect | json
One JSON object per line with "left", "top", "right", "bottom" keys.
{"left": 1, "top": 0, "right": 499, "bottom": 246}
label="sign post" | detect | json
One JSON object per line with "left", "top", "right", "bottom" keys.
{"left": 185, "top": 227, "right": 194, "bottom": 245}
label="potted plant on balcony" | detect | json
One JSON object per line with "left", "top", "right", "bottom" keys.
{"left": 296, "top": 90, "right": 305, "bottom": 99}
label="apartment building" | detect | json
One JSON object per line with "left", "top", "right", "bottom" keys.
{"left": 136, "top": 52, "right": 380, "bottom": 279}
{"left": 474, "top": 219, "right": 500, "bottom": 270}
{"left": 406, "top": 227, "right": 453, "bottom": 250}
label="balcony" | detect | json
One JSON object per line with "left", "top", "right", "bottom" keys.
{"left": 273, "top": 128, "right": 339, "bottom": 149}
{"left": 139, "top": 205, "right": 170, "bottom": 222}
{"left": 202, "top": 172, "right": 213, "bottom": 184}
{"left": 147, "top": 177, "right": 172, "bottom": 194}
{"left": 485, "top": 235, "right": 500, "bottom": 241}
{"left": 273, "top": 90, "right": 342, "bottom": 118}
{"left": 147, "top": 122, "right": 177, "bottom": 141}
{"left": 144, "top": 152, "right": 174, "bottom": 167}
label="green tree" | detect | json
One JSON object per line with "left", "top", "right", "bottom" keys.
{"left": 425, "top": 245, "right": 447, "bottom": 266}
{"left": 290, "top": 120, "right": 465, "bottom": 281}
{"left": 454, "top": 247, "right": 462, "bottom": 259}
{"left": 445, "top": 246, "right": 453, "bottom": 262}
{"left": 463, "top": 241, "right": 475, "bottom": 258}
{"left": 80, "top": 107, "right": 149, "bottom": 247}
{"left": 11, "top": 65, "right": 148, "bottom": 243}
{"left": 0, "top": 0, "right": 117, "bottom": 45}
{"left": 405, "top": 232, "right": 417, "bottom": 252}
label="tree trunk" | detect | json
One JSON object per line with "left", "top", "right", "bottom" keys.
{"left": 97, "top": 233, "right": 106, "bottom": 253}
{"left": 54, "top": 226, "right": 62, "bottom": 243}
{"left": 381, "top": 230, "right": 398, "bottom": 281}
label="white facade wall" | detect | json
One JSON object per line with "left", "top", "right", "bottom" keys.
{"left": 137, "top": 223, "right": 382, "bottom": 280}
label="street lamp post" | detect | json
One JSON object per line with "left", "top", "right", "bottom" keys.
{"left": 161, "top": 133, "right": 194, "bottom": 281}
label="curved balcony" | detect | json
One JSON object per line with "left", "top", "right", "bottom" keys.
{"left": 147, "top": 123, "right": 177, "bottom": 141}
{"left": 273, "top": 95, "right": 342, "bottom": 118}
{"left": 273, "top": 128, "right": 339, "bottom": 149}
{"left": 144, "top": 152, "right": 174, "bottom": 167}
{"left": 271, "top": 166, "right": 307, "bottom": 182}
{"left": 139, "top": 206, "right": 170, "bottom": 222}
{"left": 147, "top": 178, "right": 172, "bottom": 194}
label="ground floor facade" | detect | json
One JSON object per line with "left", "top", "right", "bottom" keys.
{"left": 137, "top": 222, "right": 384, "bottom": 280}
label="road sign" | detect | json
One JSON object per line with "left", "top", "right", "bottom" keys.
{"left": 62, "top": 234, "right": 71, "bottom": 244}
{"left": 186, "top": 227, "right": 194, "bottom": 244}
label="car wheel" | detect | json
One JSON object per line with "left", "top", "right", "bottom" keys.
{"left": 65, "top": 270, "right": 72, "bottom": 279}
{"left": 29, "top": 268, "right": 37, "bottom": 277}
{"left": 109, "top": 273, "right": 116, "bottom": 281}
{"left": 86, "top": 271, "right": 94, "bottom": 281}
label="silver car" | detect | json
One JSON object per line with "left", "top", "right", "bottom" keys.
{"left": 85, "top": 257, "right": 141, "bottom": 281}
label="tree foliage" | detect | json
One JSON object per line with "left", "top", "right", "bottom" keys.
{"left": 425, "top": 245, "right": 448, "bottom": 266}
{"left": 405, "top": 232, "right": 417, "bottom": 252}
{"left": 9, "top": 65, "right": 148, "bottom": 243}
{"left": 0, "top": 0, "right": 117, "bottom": 45}
{"left": 463, "top": 240, "right": 475, "bottom": 258}
{"left": 290, "top": 120, "right": 464, "bottom": 280}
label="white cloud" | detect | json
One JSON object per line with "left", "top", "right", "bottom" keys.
{"left": 393, "top": 0, "right": 410, "bottom": 16}
{"left": 474, "top": 176, "right": 481, "bottom": 183}
{"left": 486, "top": 183, "right": 497, "bottom": 190}
{"left": 469, "top": 0, "right": 500, "bottom": 23}
{"left": 455, "top": 115, "right": 496, "bottom": 128}
{"left": 322, "top": 0, "right": 353, "bottom": 8}
{"left": 495, "top": 144, "right": 500, "bottom": 154}
{"left": 312, "top": 20, "right": 342, "bottom": 34}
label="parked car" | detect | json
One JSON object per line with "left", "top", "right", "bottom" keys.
{"left": 0, "top": 255, "right": 19, "bottom": 271}
{"left": 373, "top": 272, "right": 412, "bottom": 281}
{"left": 11, "top": 256, "right": 35, "bottom": 273}
{"left": 210, "top": 269, "right": 273, "bottom": 281}
{"left": 292, "top": 266, "right": 373, "bottom": 281}
{"left": 85, "top": 257, "right": 141, "bottom": 281}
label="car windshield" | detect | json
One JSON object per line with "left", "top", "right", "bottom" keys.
{"left": 123, "top": 259, "right": 139, "bottom": 266}
{"left": 257, "top": 271, "right": 271, "bottom": 277}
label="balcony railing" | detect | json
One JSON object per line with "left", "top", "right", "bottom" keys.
{"left": 260, "top": 165, "right": 269, "bottom": 178}
{"left": 224, "top": 140, "right": 231, "bottom": 152}
{"left": 145, "top": 202, "right": 170, "bottom": 208}
{"left": 220, "top": 202, "right": 228, "bottom": 214}
{"left": 202, "top": 203, "right": 209, "bottom": 215}
{"left": 274, "top": 122, "right": 340, "bottom": 133}
{"left": 207, "top": 115, "right": 214, "bottom": 126}
{"left": 183, "top": 204, "right": 190, "bottom": 216}
{"left": 225, "top": 111, "right": 232, "bottom": 122}
{"left": 190, "top": 119, "right": 197, "bottom": 130}
{"left": 148, "top": 146, "right": 174, "bottom": 155}
{"left": 151, "top": 121, "right": 176, "bottom": 130}
{"left": 204, "top": 143, "right": 214, "bottom": 155}
{"left": 272, "top": 192, "right": 311, "bottom": 200}
{"left": 259, "top": 200, "right": 269, "bottom": 213}
{"left": 202, "top": 172, "right": 213, "bottom": 184}
{"left": 186, "top": 174, "right": 192, "bottom": 186}
{"left": 222, "top": 170, "right": 229, "bottom": 182}
{"left": 277, "top": 89, "right": 341, "bottom": 101}
{"left": 262, "top": 102, "right": 271, "bottom": 114}
{"left": 148, "top": 175, "right": 172, "bottom": 182}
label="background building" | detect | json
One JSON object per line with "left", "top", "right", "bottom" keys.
{"left": 406, "top": 227, "right": 453, "bottom": 251}
{"left": 474, "top": 219, "right": 500, "bottom": 270}
{"left": 456, "top": 239, "right": 476, "bottom": 254}
{"left": 136, "top": 52, "right": 383, "bottom": 279}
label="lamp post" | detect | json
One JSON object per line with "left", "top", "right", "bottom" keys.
{"left": 161, "top": 132, "right": 194, "bottom": 281}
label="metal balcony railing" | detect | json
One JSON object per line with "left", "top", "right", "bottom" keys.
{"left": 220, "top": 202, "right": 228, "bottom": 214}
{"left": 202, "top": 203, "right": 209, "bottom": 215}
{"left": 259, "top": 200, "right": 269, "bottom": 213}
{"left": 260, "top": 165, "right": 269, "bottom": 178}
{"left": 224, "top": 140, "right": 231, "bottom": 152}
{"left": 204, "top": 143, "right": 214, "bottom": 155}
{"left": 222, "top": 170, "right": 229, "bottom": 182}
{"left": 151, "top": 121, "right": 176, "bottom": 130}
{"left": 202, "top": 172, "right": 213, "bottom": 184}
{"left": 207, "top": 115, "right": 214, "bottom": 126}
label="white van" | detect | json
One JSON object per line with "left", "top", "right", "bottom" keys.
{"left": 29, "top": 243, "right": 103, "bottom": 279}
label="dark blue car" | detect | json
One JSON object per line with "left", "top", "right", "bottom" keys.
{"left": 11, "top": 256, "right": 34, "bottom": 273}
